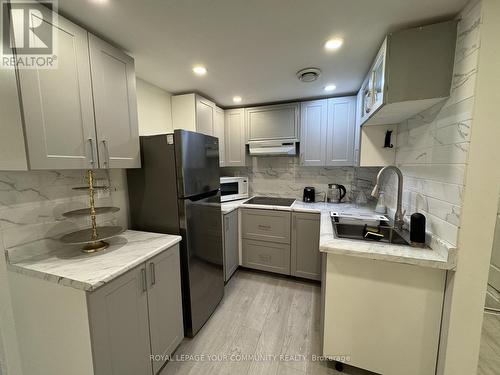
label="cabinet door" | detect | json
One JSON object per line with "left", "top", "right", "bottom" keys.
{"left": 88, "top": 265, "right": 152, "bottom": 375}
{"left": 300, "top": 100, "right": 328, "bottom": 166}
{"left": 225, "top": 109, "right": 246, "bottom": 166}
{"left": 89, "top": 34, "right": 140, "bottom": 169}
{"left": 15, "top": 7, "right": 97, "bottom": 169}
{"left": 147, "top": 245, "right": 184, "bottom": 375}
{"left": 291, "top": 212, "right": 321, "bottom": 281}
{"left": 196, "top": 97, "right": 215, "bottom": 136}
{"left": 223, "top": 210, "right": 239, "bottom": 282}
{"left": 246, "top": 103, "right": 299, "bottom": 141}
{"left": 214, "top": 106, "right": 225, "bottom": 166}
{"left": 0, "top": 66, "right": 27, "bottom": 170}
{"left": 325, "top": 97, "right": 356, "bottom": 166}
{"left": 353, "top": 90, "right": 363, "bottom": 166}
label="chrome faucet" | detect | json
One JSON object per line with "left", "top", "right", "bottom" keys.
{"left": 371, "top": 166, "right": 405, "bottom": 230}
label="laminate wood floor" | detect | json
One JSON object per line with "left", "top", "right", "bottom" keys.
{"left": 478, "top": 312, "right": 500, "bottom": 375}
{"left": 161, "top": 269, "right": 375, "bottom": 375}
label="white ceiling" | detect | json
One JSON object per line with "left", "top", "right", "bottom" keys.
{"left": 58, "top": 0, "right": 467, "bottom": 108}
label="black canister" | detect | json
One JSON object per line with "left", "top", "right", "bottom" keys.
{"left": 410, "top": 213, "right": 426, "bottom": 246}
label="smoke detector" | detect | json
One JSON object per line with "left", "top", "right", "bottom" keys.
{"left": 296, "top": 68, "right": 321, "bottom": 82}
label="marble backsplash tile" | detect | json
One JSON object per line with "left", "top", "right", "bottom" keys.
{"left": 0, "top": 169, "right": 129, "bottom": 263}
{"left": 383, "top": 1, "right": 481, "bottom": 248}
{"left": 222, "top": 156, "right": 380, "bottom": 203}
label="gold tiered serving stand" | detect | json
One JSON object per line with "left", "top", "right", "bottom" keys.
{"left": 60, "top": 170, "right": 123, "bottom": 253}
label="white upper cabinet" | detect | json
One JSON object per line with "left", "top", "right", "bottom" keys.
{"left": 89, "top": 35, "right": 140, "bottom": 169}
{"left": 225, "top": 109, "right": 246, "bottom": 167}
{"left": 359, "top": 20, "right": 457, "bottom": 126}
{"left": 172, "top": 93, "right": 217, "bottom": 136}
{"left": 299, "top": 97, "right": 356, "bottom": 167}
{"left": 214, "top": 106, "right": 225, "bottom": 166}
{"left": 0, "top": 67, "right": 28, "bottom": 170}
{"left": 325, "top": 97, "right": 356, "bottom": 166}
{"left": 5, "top": 6, "right": 141, "bottom": 170}
{"left": 16, "top": 8, "right": 98, "bottom": 170}
{"left": 300, "top": 100, "right": 328, "bottom": 166}
{"left": 245, "top": 103, "right": 299, "bottom": 142}
{"left": 196, "top": 97, "right": 216, "bottom": 136}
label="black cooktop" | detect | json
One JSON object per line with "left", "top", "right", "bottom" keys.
{"left": 243, "top": 196, "right": 296, "bottom": 207}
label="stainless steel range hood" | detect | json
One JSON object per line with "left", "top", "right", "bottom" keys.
{"left": 248, "top": 140, "right": 297, "bottom": 156}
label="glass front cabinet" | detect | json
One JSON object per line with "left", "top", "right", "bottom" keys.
{"left": 359, "top": 39, "right": 387, "bottom": 125}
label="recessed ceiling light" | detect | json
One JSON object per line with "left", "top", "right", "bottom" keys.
{"left": 233, "top": 96, "right": 242, "bottom": 103}
{"left": 324, "top": 84, "right": 337, "bottom": 92}
{"left": 90, "top": 0, "right": 108, "bottom": 4}
{"left": 192, "top": 65, "right": 207, "bottom": 76}
{"left": 325, "top": 38, "right": 344, "bottom": 51}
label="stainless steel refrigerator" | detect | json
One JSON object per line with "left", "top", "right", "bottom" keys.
{"left": 127, "top": 130, "right": 224, "bottom": 337}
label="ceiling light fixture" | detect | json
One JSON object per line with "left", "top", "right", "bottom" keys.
{"left": 233, "top": 96, "right": 242, "bottom": 103}
{"left": 324, "top": 84, "right": 337, "bottom": 92}
{"left": 192, "top": 65, "right": 207, "bottom": 76}
{"left": 324, "top": 38, "right": 344, "bottom": 51}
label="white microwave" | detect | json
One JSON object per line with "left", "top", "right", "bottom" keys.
{"left": 220, "top": 177, "right": 249, "bottom": 202}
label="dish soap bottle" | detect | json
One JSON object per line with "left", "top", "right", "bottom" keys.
{"left": 375, "top": 191, "right": 387, "bottom": 214}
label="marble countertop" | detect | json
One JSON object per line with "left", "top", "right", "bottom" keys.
{"left": 7, "top": 230, "right": 182, "bottom": 292}
{"left": 221, "top": 198, "right": 251, "bottom": 214}
{"left": 220, "top": 198, "right": 457, "bottom": 270}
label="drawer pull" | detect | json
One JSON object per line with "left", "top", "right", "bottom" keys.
{"left": 141, "top": 268, "right": 147, "bottom": 293}
{"left": 259, "top": 254, "right": 272, "bottom": 262}
{"left": 258, "top": 224, "right": 271, "bottom": 230}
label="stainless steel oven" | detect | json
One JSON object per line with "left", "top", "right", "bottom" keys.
{"left": 220, "top": 177, "right": 249, "bottom": 202}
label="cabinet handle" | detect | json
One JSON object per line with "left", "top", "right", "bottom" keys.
{"left": 87, "top": 139, "right": 95, "bottom": 166}
{"left": 150, "top": 262, "right": 156, "bottom": 286}
{"left": 141, "top": 268, "right": 147, "bottom": 292}
{"left": 101, "top": 140, "right": 109, "bottom": 167}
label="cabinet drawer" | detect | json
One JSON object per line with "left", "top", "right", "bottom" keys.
{"left": 241, "top": 209, "right": 291, "bottom": 244}
{"left": 242, "top": 239, "right": 290, "bottom": 275}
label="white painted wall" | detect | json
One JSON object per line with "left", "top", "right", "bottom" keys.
{"left": 136, "top": 78, "right": 173, "bottom": 135}
{"left": 437, "top": 0, "right": 500, "bottom": 373}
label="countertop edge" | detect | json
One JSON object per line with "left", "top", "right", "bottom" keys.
{"left": 318, "top": 212, "right": 457, "bottom": 271}
{"left": 8, "top": 235, "right": 182, "bottom": 292}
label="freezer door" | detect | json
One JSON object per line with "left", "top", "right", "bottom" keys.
{"left": 174, "top": 130, "right": 221, "bottom": 198}
{"left": 178, "top": 190, "right": 224, "bottom": 337}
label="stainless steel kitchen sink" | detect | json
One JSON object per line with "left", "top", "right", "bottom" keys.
{"left": 332, "top": 220, "right": 411, "bottom": 246}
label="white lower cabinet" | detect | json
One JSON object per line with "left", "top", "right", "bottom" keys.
{"left": 222, "top": 210, "right": 239, "bottom": 282}
{"left": 291, "top": 212, "right": 321, "bottom": 281}
{"left": 322, "top": 254, "right": 445, "bottom": 375}
{"left": 240, "top": 209, "right": 321, "bottom": 281}
{"left": 9, "top": 244, "right": 183, "bottom": 375}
